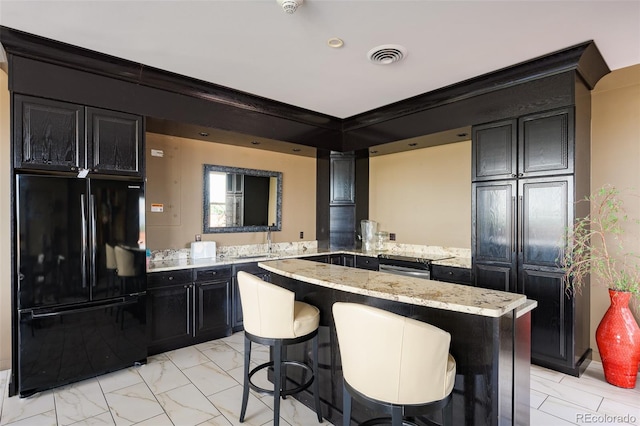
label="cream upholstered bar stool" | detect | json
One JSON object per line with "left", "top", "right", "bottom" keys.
{"left": 332, "top": 303, "right": 456, "bottom": 426}
{"left": 236, "top": 271, "right": 323, "bottom": 426}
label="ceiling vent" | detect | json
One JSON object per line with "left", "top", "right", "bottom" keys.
{"left": 367, "top": 44, "right": 407, "bottom": 65}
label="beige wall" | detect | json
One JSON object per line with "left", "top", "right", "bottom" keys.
{"left": 145, "top": 133, "right": 317, "bottom": 250}
{"left": 0, "top": 70, "right": 11, "bottom": 370}
{"left": 590, "top": 64, "right": 640, "bottom": 359}
{"left": 369, "top": 141, "right": 472, "bottom": 249}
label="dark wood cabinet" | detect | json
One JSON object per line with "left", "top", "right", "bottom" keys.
{"left": 471, "top": 108, "right": 589, "bottom": 376}
{"left": 472, "top": 119, "right": 517, "bottom": 181}
{"left": 147, "top": 267, "right": 231, "bottom": 355}
{"left": 13, "top": 95, "right": 143, "bottom": 176}
{"left": 194, "top": 267, "right": 232, "bottom": 340}
{"left": 329, "top": 152, "right": 357, "bottom": 249}
{"left": 330, "top": 154, "right": 355, "bottom": 204}
{"left": 13, "top": 95, "right": 84, "bottom": 172}
{"left": 472, "top": 108, "right": 573, "bottom": 181}
{"left": 231, "top": 263, "right": 271, "bottom": 332}
{"left": 147, "top": 271, "right": 192, "bottom": 354}
{"left": 519, "top": 108, "right": 574, "bottom": 177}
{"left": 472, "top": 180, "right": 518, "bottom": 292}
{"left": 431, "top": 264, "right": 472, "bottom": 286}
{"left": 355, "top": 255, "right": 379, "bottom": 271}
{"left": 87, "top": 107, "right": 143, "bottom": 176}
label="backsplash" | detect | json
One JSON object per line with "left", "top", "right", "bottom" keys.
{"left": 383, "top": 243, "right": 471, "bottom": 259}
{"left": 150, "top": 240, "right": 318, "bottom": 261}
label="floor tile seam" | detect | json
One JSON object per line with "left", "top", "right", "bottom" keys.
{"left": 95, "top": 372, "right": 129, "bottom": 426}
{"left": 155, "top": 375, "right": 223, "bottom": 422}
{"left": 53, "top": 379, "right": 111, "bottom": 425}
{"left": 530, "top": 407, "right": 579, "bottom": 426}
{"left": 540, "top": 394, "right": 608, "bottom": 422}
{"left": 531, "top": 375, "right": 604, "bottom": 411}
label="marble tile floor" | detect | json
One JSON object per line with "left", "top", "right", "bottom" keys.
{"left": 0, "top": 332, "right": 637, "bottom": 426}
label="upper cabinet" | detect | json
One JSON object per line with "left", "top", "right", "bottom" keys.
{"left": 86, "top": 107, "right": 143, "bottom": 176}
{"left": 330, "top": 153, "right": 355, "bottom": 204}
{"left": 14, "top": 95, "right": 143, "bottom": 177}
{"left": 472, "top": 108, "right": 574, "bottom": 181}
{"left": 472, "top": 119, "right": 517, "bottom": 181}
{"left": 518, "top": 108, "right": 574, "bottom": 177}
{"left": 13, "top": 95, "right": 85, "bottom": 172}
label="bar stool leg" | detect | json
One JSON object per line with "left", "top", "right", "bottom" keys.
{"left": 391, "top": 406, "right": 402, "bottom": 426}
{"left": 313, "top": 334, "right": 323, "bottom": 422}
{"left": 342, "top": 382, "right": 351, "bottom": 426}
{"left": 240, "top": 336, "right": 252, "bottom": 422}
{"left": 281, "top": 345, "right": 287, "bottom": 399}
{"left": 443, "top": 397, "right": 453, "bottom": 426}
{"left": 273, "top": 341, "right": 283, "bottom": 426}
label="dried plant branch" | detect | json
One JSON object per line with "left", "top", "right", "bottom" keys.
{"left": 560, "top": 185, "right": 640, "bottom": 299}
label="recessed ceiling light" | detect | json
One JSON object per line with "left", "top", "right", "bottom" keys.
{"left": 199, "top": 132, "right": 209, "bottom": 137}
{"left": 327, "top": 38, "right": 344, "bottom": 48}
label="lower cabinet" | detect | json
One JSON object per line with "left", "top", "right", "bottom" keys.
{"left": 431, "top": 264, "right": 472, "bottom": 285}
{"left": 355, "top": 255, "right": 379, "bottom": 271}
{"left": 147, "top": 266, "right": 231, "bottom": 355}
{"left": 231, "top": 263, "right": 271, "bottom": 332}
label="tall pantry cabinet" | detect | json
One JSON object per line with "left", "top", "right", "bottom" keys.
{"left": 471, "top": 81, "right": 592, "bottom": 376}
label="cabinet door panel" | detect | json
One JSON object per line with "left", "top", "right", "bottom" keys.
{"left": 147, "top": 285, "right": 190, "bottom": 346}
{"left": 472, "top": 181, "right": 516, "bottom": 264}
{"left": 474, "top": 263, "right": 514, "bottom": 292}
{"left": 330, "top": 156, "right": 355, "bottom": 204}
{"left": 519, "top": 108, "right": 573, "bottom": 177}
{"left": 521, "top": 270, "right": 572, "bottom": 364}
{"left": 472, "top": 119, "right": 517, "bottom": 181}
{"left": 87, "top": 108, "right": 142, "bottom": 176}
{"left": 196, "top": 280, "right": 231, "bottom": 339}
{"left": 520, "top": 177, "right": 572, "bottom": 268}
{"left": 14, "top": 95, "right": 84, "bottom": 171}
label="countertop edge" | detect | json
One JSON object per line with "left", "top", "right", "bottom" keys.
{"left": 259, "top": 259, "right": 527, "bottom": 318}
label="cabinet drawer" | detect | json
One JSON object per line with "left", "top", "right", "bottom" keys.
{"left": 432, "top": 265, "right": 472, "bottom": 285}
{"left": 147, "top": 270, "right": 193, "bottom": 288}
{"left": 355, "top": 256, "right": 379, "bottom": 271}
{"left": 195, "top": 266, "right": 232, "bottom": 282}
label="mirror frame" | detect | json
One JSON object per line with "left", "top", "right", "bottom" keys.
{"left": 203, "top": 164, "right": 282, "bottom": 233}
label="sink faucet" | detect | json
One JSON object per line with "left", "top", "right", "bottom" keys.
{"left": 266, "top": 225, "right": 273, "bottom": 253}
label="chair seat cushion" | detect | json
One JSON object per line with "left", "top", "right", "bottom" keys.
{"left": 293, "top": 301, "right": 320, "bottom": 337}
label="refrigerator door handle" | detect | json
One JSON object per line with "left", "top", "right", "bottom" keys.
{"left": 27, "top": 297, "right": 132, "bottom": 318}
{"left": 80, "top": 194, "right": 88, "bottom": 288}
{"left": 89, "top": 194, "right": 97, "bottom": 287}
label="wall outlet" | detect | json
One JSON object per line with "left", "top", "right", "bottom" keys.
{"left": 300, "top": 231, "right": 304, "bottom": 239}
{"left": 195, "top": 234, "right": 201, "bottom": 242}
{"left": 389, "top": 233, "right": 396, "bottom": 241}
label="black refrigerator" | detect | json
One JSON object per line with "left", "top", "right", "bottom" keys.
{"left": 15, "top": 174, "right": 147, "bottom": 397}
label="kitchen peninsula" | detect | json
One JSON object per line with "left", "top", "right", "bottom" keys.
{"left": 258, "top": 258, "right": 536, "bottom": 426}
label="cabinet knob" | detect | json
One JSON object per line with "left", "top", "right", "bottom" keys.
{"left": 168, "top": 276, "right": 174, "bottom": 281}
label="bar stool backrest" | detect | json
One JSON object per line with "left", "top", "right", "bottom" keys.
{"left": 333, "top": 302, "right": 453, "bottom": 405}
{"left": 237, "top": 271, "right": 296, "bottom": 339}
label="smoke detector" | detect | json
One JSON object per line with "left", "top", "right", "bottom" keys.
{"left": 277, "top": 0, "right": 303, "bottom": 14}
{"left": 367, "top": 44, "right": 407, "bottom": 65}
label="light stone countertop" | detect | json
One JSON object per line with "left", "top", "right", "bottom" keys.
{"left": 258, "top": 258, "right": 528, "bottom": 318}
{"left": 147, "top": 247, "right": 472, "bottom": 273}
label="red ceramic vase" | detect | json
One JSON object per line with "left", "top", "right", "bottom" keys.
{"left": 595, "top": 289, "right": 640, "bottom": 388}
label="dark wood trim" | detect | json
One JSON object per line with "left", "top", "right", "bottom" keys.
{"left": 1, "top": 26, "right": 610, "bottom": 154}
{"left": 315, "top": 150, "right": 331, "bottom": 249}
{"left": 0, "top": 26, "right": 343, "bottom": 132}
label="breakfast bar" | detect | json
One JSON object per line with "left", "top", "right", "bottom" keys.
{"left": 258, "top": 258, "right": 536, "bottom": 426}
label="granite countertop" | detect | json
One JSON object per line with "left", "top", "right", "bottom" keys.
{"left": 147, "top": 248, "right": 472, "bottom": 272}
{"left": 258, "top": 258, "right": 527, "bottom": 318}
